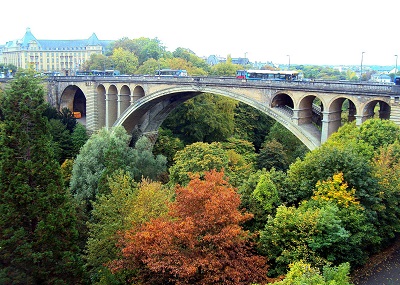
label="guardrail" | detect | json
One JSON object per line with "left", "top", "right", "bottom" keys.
{"left": 4, "top": 75, "right": 400, "bottom": 96}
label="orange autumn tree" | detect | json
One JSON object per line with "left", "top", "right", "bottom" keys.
{"left": 111, "top": 170, "right": 269, "bottom": 285}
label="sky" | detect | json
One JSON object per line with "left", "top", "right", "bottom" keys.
{"left": 2, "top": 0, "right": 399, "bottom": 67}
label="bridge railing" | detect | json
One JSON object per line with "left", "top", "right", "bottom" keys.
{"left": 49, "top": 75, "right": 400, "bottom": 95}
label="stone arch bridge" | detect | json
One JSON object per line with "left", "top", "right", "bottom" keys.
{"left": 42, "top": 76, "right": 400, "bottom": 150}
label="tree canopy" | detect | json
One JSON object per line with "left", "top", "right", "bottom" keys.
{"left": 112, "top": 170, "right": 269, "bottom": 285}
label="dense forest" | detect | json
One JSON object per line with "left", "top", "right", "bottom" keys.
{"left": 1, "top": 38, "right": 400, "bottom": 285}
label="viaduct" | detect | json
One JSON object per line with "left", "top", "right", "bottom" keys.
{"left": 2, "top": 76, "right": 400, "bottom": 150}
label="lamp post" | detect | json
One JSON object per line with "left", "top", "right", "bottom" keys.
{"left": 287, "top": 55, "right": 290, "bottom": 70}
{"left": 395, "top": 54, "right": 398, "bottom": 76}
{"left": 360, "top": 51, "right": 365, "bottom": 82}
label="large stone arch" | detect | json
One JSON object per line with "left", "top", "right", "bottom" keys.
{"left": 59, "top": 85, "right": 86, "bottom": 117}
{"left": 114, "top": 86, "right": 322, "bottom": 150}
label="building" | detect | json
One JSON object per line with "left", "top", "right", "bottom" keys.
{"left": 206, "top": 55, "right": 250, "bottom": 66}
{"left": 0, "top": 28, "right": 112, "bottom": 75}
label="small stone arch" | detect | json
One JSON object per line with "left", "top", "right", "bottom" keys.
{"left": 323, "top": 96, "right": 357, "bottom": 139}
{"left": 107, "top": 85, "right": 118, "bottom": 127}
{"left": 297, "top": 94, "right": 324, "bottom": 126}
{"left": 271, "top": 92, "right": 295, "bottom": 118}
{"left": 363, "top": 100, "right": 391, "bottom": 120}
{"left": 132, "top": 85, "right": 145, "bottom": 102}
{"left": 97, "top": 84, "right": 106, "bottom": 129}
{"left": 119, "top": 85, "right": 131, "bottom": 116}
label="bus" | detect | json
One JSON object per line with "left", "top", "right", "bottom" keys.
{"left": 43, "top": 71, "right": 61, "bottom": 76}
{"left": 236, "top": 70, "right": 302, "bottom": 81}
{"left": 76, "top": 69, "right": 120, "bottom": 76}
{"left": 395, "top": 76, "right": 400, "bottom": 85}
{"left": 155, "top": 69, "right": 188, "bottom": 77}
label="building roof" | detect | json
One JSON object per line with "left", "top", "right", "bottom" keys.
{"left": 4, "top": 28, "right": 112, "bottom": 51}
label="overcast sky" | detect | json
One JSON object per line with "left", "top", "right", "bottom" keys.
{"left": 2, "top": 0, "right": 399, "bottom": 66}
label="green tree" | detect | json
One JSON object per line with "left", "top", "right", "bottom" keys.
{"left": 274, "top": 261, "right": 352, "bottom": 285}
{"left": 264, "top": 121, "right": 309, "bottom": 164}
{"left": 371, "top": 142, "right": 400, "bottom": 243}
{"left": 111, "top": 47, "right": 139, "bottom": 74}
{"left": 260, "top": 173, "right": 379, "bottom": 276}
{"left": 210, "top": 61, "right": 242, "bottom": 76}
{"left": 153, "top": 127, "right": 185, "bottom": 167}
{"left": 168, "top": 142, "right": 229, "bottom": 186}
{"left": 85, "top": 170, "right": 138, "bottom": 285}
{"left": 0, "top": 69, "right": 84, "bottom": 284}
{"left": 70, "top": 127, "right": 166, "bottom": 213}
{"left": 238, "top": 169, "right": 286, "bottom": 232}
{"left": 162, "top": 93, "right": 238, "bottom": 144}
{"left": 82, "top": 53, "right": 113, "bottom": 71}
{"left": 71, "top": 123, "right": 89, "bottom": 156}
{"left": 173, "top": 47, "right": 210, "bottom": 73}
{"left": 282, "top": 142, "right": 379, "bottom": 209}
{"left": 233, "top": 102, "right": 274, "bottom": 151}
{"left": 48, "top": 118, "right": 74, "bottom": 163}
{"left": 257, "top": 139, "right": 289, "bottom": 171}
{"left": 135, "top": 58, "right": 159, "bottom": 75}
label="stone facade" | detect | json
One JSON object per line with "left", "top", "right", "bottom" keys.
{"left": 0, "top": 28, "right": 112, "bottom": 75}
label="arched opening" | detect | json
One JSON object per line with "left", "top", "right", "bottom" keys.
{"left": 97, "top": 85, "right": 106, "bottom": 129}
{"left": 271, "top": 93, "right": 294, "bottom": 118}
{"left": 364, "top": 100, "right": 391, "bottom": 120}
{"left": 340, "top": 99, "right": 357, "bottom": 124}
{"left": 73, "top": 89, "right": 86, "bottom": 117}
{"left": 107, "top": 85, "right": 118, "bottom": 127}
{"left": 298, "top": 95, "right": 324, "bottom": 127}
{"left": 119, "top": 85, "right": 131, "bottom": 116}
{"left": 132, "top": 85, "right": 145, "bottom": 102}
{"left": 59, "top": 85, "right": 86, "bottom": 121}
{"left": 326, "top": 97, "right": 357, "bottom": 135}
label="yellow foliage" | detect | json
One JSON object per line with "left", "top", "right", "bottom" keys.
{"left": 313, "top": 172, "right": 362, "bottom": 209}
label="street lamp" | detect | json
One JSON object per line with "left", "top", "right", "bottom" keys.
{"left": 360, "top": 51, "right": 365, "bottom": 81}
{"left": 287, "top": 55, "right": 290, "bottom": 70}
{"left": 395, "top": 54, "right": 398, "bottom": 76}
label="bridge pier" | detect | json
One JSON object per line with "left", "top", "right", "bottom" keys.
{"left": 292, "top": 108, "right": 313, "bottom": 125}
{"left": 85, "top": 88, "right": 99, "bottom": 133}
{"left": 105, "top": 93, "right": 118, "bottom": 128}
{"left": 321, "top": 110, "right": 342, "bottom": 143}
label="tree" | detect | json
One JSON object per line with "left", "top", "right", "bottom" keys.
{"left": 257, "top": 139, "right": 289, "bottom": 171}
{"left": 260, "top": 173, "right": 379, "bottom": 276}
{"left": 238, "top": 169, "right": 286, "bottom": 232}
{"left": 70, "top": 127, "right": 167, "bottom": 213}
{"left": 153, "top": 127, "right": 185, "bottom": 167}
{"left": 71, "top": 123, "right": 89, "bottom": 156}
{"left": 85, "top": 170, "right": 173, "bottom": 285}
{"left": 82, "top": 53, "right": 113, "bottom": 71}
{"left": 264, "top": 122, "right": 308, "bottom": 164}
{"left": 111, "top": 47, "right": 139, "bottom": 74}
{"left": 112, "top": 170, "right": 269, "bottom": 285}
{"left": 85, "top": 170, "right": 138, "bottom": 285}
{"left": 371, "top": 142, "right": 400, "bottom": 243}
{"left": 168, "top": 141, "right": 254, "bottom": 187}
{"left": 162, "top": 93, "right": 238, "bottom": 144}
{"left": 233, "top": 102, "right": 274, "bottom": 151}
{"left": 274, "top": 261, "right": 352, "bottom": 285}
{"left": 0, "top": 69, "right": 84, "bottom": 284}
{"left": 210, "top": 62, "right": 242, "bottom": 76}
